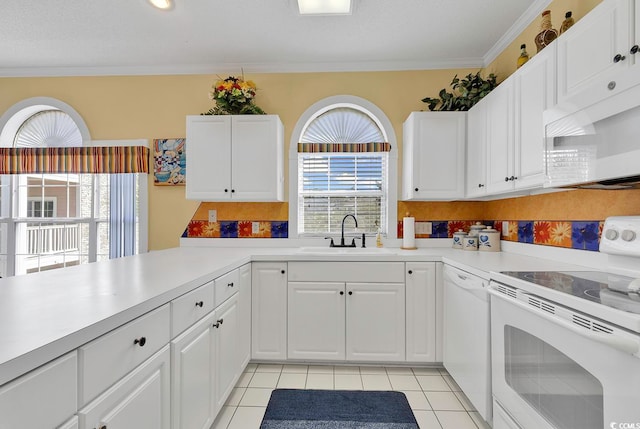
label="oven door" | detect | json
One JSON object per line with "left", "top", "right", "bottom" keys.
{"left": 489, "top": 283, "right": 640, "bottom": 429}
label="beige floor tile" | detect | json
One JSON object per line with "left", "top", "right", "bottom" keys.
{"left": 435, "top": 411, "right": 478, "bottom": 429}
{"left": 227, "top": 406, "right": 266, "bottom": 429}
{"left": 307, "top": 365, "right": 334, "bottom": 374}
{"left": 417, "top": 375, "right": 451, "bottom": 392}
{"left": 361, "top": 374, "right": 392, "bottom": 390}
{"left": 401, "top": 390, "right": 432, "bottom": 410}
{"left": 412, "top": 410, "right": 442, "bottom": 429}
{"left": 239, "top": 388, "right": 274, "bottom": 407}
{"left": 235, "top": 372, "right": 253, "bottom": 388}
{"left": 244, "top": 363, "right": 258, "bottom": 373}
{"left": 386, "top": 367, "right": 414, "bottom": 375}
{"left": 225, "top": 387, "right": 246, "bottom": 406}
{"left": 334, "top": 374, "right": 363, "bottom": 390}
{"left": 211, "top": 405, "right": 236, "bottom": 429}
{"left": 453, "top": 391, "right": 476, "bottom": 412}
{"left": 388, "top": 374, "right": 422, "bottom": 391}
{"left": 256, "top": 363, "right": 283, "bottom": 373}
{"left": 334, "top": 365, "right": 360, "bottom": 374}
{"left": 359, "top": 366, "right": 387, "bottom": 375}
{"left": 248, "top": 372, "right": 280, "bottom": 388}
{"left": 425, "top": 391, "right": 465, "bottom": 411}
{"left": 306, "top": 373, "right": 334, "bottom": 389}
{"left": 412, "top": 367, "right": 443, "bottom": 376}
{"left": 442, "top": 374, "right": 462, "bottom": 391}
{"left": 277, "top": 373, "right": 307, "bottom": 389}
{"left": 282, "top": 364, "right": 308, "bottom": 374}
{"left": 469, "top": 411, "right": 492, "bottom": 429}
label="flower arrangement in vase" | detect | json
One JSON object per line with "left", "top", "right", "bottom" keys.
{"left": 201, "top": 75, "right": 266, "bottom": 115}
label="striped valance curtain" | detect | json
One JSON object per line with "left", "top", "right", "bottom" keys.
{"left": 0, "top": 146, "right": 149, "bottom": 174}
{"left": 297, "top": 142, "right": 391, "bottom": 153}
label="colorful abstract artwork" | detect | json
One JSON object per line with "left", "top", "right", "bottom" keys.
{"left": 153, "top": 138, "right": 186, "bottom": 186}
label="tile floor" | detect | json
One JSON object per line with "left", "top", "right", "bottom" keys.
{"left": 212, "top": 363, "right": 491, "bottom": 429}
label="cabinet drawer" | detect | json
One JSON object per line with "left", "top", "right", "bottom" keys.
{"left": 215, "top": 269, "right": 239, "bottom": 307}
{"left": 288, "top": 262, "right": 405, "bottom": 283}
{"left": 79, "top": 304, "right": 170, "bottom": 406}
{"left": 0, "top": 352, "right": 77, "bottom": 429}
{"left": 171, "top": 281, "right": 215, "bottom": 338}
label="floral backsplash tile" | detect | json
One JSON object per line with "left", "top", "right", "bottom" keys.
{"left": 184, "top": 220, "right": 288, "bottom": 239}
{"left": 398, "top": 219, "right": 604, "bottom": 252}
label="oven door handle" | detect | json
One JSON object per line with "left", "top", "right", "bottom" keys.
{"left": 489, "top": 288, "right": 640, "bottom": 357}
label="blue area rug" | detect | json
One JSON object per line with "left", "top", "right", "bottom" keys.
{"left": 260, "top": 389, "right": 419, "bottom": 429}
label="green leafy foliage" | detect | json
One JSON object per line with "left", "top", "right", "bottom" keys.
{"left": 421, "top": 71, "right": 498, "bottom": 111}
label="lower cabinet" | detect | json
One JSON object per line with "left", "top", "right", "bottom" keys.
{"left": 238, "top": 263, "right": 252, "bottom": 368}
{"left": 78, "top": 346, "right": 171, "bottom": 429}
{"left": 405, "top": 262, "right": 437, "bottom": 362}
{"left": 213, "top": 294, "right": 240, "bottom": 413}
{"left": 252, "top": 262, "right": 288, "bottom": 360}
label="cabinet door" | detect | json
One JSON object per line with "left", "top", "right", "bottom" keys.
{"left": 485, "top": 79, "right": 515, "bottom": 194}
{"left": 288, "top": 282, "right": 346, "bottom": 360}
{"left": 185, "top": 115, "right": 232, "bottom": 200}
{"left": 251, "top": 262, "right": 288, "bottom": 360}
{"left": 402, "top": 112, "right": 466, "bottom": 200}
{"left": 238, "top": 263, "right": 252, "bottom": 369}
{"left": 514, "top": 44, "right": 555, "bottom": 190}
{"left": 171, "top": 313, "right": 216, "bottom": 429}
{"left": 345, "top": 283, "right": 405, "bottom": 362}
{"left": 78, "top": 346, "right": 170, "bottom": 429}
{"left": 213, "top": 294, "right": 240, "bottom": 413}
{"left": 58, "top": 416, "right": 79, "bottom": 429}
{"left": 405, "top": 263, "right": 437, "bottom": 362}
{"left": 231, "top": 115, "right": 284, "bottom": 201}
{"left": 465, "top": 101, "right": 487, "bottom": 198}
{"left": 556, "top": 0, "right": 632, "bottom": 106}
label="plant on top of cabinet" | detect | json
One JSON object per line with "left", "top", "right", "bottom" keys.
{"left": 201, "top": 75, "right": 266, "bottom": 115}
{"left": 421, "top": 71, "right": 498, "bottom": 111}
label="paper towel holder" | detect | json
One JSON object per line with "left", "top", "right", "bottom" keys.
{"left": 401, "top": 212, "right": 418, "bottom": 250}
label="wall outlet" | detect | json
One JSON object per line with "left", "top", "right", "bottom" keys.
{"left": 208, "top": 210, "right": 217, "bottom": 223}
{"left": 502, "top": 221, "right": 509, "bottom": 237}
{"left": 252, "top": 222, "right": 260, "bottom": 234}
{"left": 415, "top": 222, "right": 432, "bottom": 235}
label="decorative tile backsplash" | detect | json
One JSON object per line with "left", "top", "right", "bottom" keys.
{"left": 184, "top": 220, "right": 289, "bottom": 239}
{"left": 398, "top": 219, "right": 604, "bottom": 251}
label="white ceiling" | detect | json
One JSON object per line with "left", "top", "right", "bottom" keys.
{"left": 0, "top": 0, "right": 551, "bottom": 77}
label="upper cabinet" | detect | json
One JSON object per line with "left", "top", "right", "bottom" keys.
{"left": 556, "top": 0, "right": 639, "bottom": 109}
{"left": 186, "top": 115, "right": 284, "bottom": 201}
{"left": 465, "top": 99, "right": 487, "bottom": 198}
{"left": 485, "top": 77, "right": 515, "bottom": 195}
{"left": 402, "top": 112, "right": 466, "bottom": 200}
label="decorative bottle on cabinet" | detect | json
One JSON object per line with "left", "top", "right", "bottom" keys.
{"left": 516, "top": 44, "right": 529, "bottom": 68}
{"left": 534, "top": 10, "right": 558, "bottom": 52}
{"left": 560, "top": 11, "right": 575, "bottom": 34}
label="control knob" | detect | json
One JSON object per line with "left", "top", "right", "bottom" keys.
{"left": 604, "top": 229, "right": 619, "bottom": 240}
{"left": 621, "top": 229, "right": 636, "bottom": 242}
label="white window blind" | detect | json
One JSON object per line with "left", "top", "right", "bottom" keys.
{"left": 298, "top": 152, "right": 387, "bottom": 235}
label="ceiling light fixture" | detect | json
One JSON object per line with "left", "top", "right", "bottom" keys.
{"left": 297, "top": 0, "right": 352, "bottom": 15}
{"left": 148, "top": 0, "right": 174, "bottom": 10}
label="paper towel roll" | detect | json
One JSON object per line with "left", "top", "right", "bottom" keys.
{"left": 402, "top": 216, "right": 416, "bottom": 249}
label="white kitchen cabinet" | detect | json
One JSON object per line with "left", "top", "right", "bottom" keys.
{"left": 58, "top": 416, "right": 79, "bottom": 429}
{"left": 171, "top": 313, "right": 216, "bottom": 429}
{"left": 465, "top": 99, "right": 488, "bottom": 198}
{"left": 346, "top": 282, "right": 405, "bottom": 361}
{"left": 186, "top": 115, "right": 284, "bottom": 201}
{"left": 238, "top": 263, "right": 252, "bottom": 368}
{"left": 251, "top": 262, "right": 288, "bottom": 360}
{"left": 556, "top": 0, "right": 637, "bottom": 109}
{"left": 213, "top": 294, "right": 240, "bottom": 413}
{"left": 402, "top": 111, "right": 466, "bottom": 200}
{"left": 485, "top": 77, "right": 515, "bottom": 194}
{"left": 78, "top": 346, "right": 171, "bottom": 429}
{"left": 405, "top": 262, "right": 437, "bottom": 362}
{"left": 0, "top": 352, "right": 77, "bottom": 429}
{"left": 288, "top": 282, "right": 346, "bottom": 360}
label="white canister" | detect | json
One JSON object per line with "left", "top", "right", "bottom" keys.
{"left": 463, "top": 235, "right": 478, "bottom": 251}
{"left": 469, "top": 222, "right": 486, "bottom": 236}
{"left": 452, "top": 230, "right": 467, "bottom": 249}
{"left": 478, "top": 227, "right": 501, "bottom": 252}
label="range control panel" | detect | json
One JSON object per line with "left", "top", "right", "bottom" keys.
{"left": 600, "top": 216, "right": 640, "bottom": 257}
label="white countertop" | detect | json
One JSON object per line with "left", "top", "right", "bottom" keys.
{"left": 0, "top": 243, "right": 596, "bottom": 386}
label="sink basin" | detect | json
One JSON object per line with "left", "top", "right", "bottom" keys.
{"left": 296, "top": 247, "right": 393, "bottom": 255}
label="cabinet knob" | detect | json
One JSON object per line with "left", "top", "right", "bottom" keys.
{"left": 408, "top": 270, "right": 413, "bottom": 274}
{"left": 478, "top": 183, "right": 484, "bottom": 188}
{"left": 631, "top": 45, "right": 639, "bottom": 55}
{"left": 281, "top": 269, "right": 285, "bottom": 274}
{"left": 133, "top": 337, "right": 146, "bottom": 347}
{"left": 348, "top": 291, "right": 353, "bottom": 295}
{"left": 213, "top": 318, "right": 224, "bottom": 328}
{"left": 195, "top": 301, "right": 204, "bottom": 307}
{"left": 414, "top": 187, "right": 419, "bottom": 192}
{"left": 608, "top": 81, "right": 617, "bottom": 90}
{"left": 504, "top": 177, "right": 509, "bottom": 182}
{"left": 613, "top": 53, "right": 626, "bottom": 63}
{"left": 99, "top": 425, "right": 107, "bottom": 429}
{"left": 231, "top": 189, "right": 235, "bottom": 193}
{"left": 340, "top": 291, "right": 344, "bottom": 295}
{"left": 218, "top": 318, "right": 224, "bottom": 325}
{"left": 224, "top": 189, "right": 229, "bottom": 193}
{"left": 227, "top": 282, "right": 234, "bottom": 287}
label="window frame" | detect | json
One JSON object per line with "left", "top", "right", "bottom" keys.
{"left": 288, "top": 95, "right": 398, "bottom": 239}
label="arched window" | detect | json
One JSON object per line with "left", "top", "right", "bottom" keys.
{"left": 0, "top": 98, "right": 147, "bottom": 277}
{"left": 289, "top": 96, "right": 398, "bottom": 239}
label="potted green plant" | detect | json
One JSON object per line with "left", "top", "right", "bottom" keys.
{"left": 421, "top": 71, "right": 498, "bottom": 111}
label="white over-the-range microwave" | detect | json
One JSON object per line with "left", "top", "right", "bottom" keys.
{"left": 544, "top": 70, "right": 640, "bottom": 190}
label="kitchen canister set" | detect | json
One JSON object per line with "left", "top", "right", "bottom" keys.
{"left": 453, "top": 222, "right": 501, "bottom": 252}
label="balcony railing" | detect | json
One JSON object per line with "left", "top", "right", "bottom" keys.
{"left": 27, "top": 223, "right": 79, "bottom": 255}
